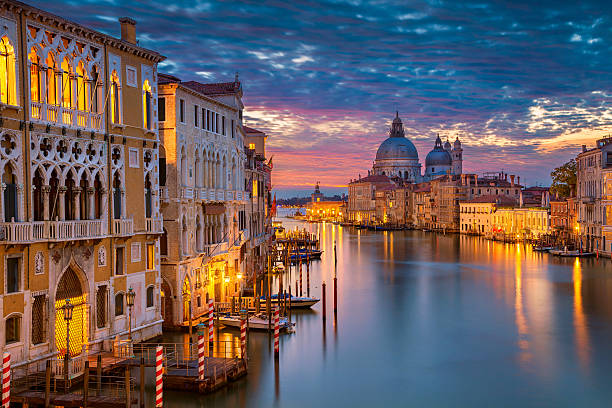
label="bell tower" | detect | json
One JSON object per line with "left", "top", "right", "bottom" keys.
{"left": 452, "top": 137, "right": 463, "bottom": 175}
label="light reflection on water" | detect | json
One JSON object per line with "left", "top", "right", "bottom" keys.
{"left": 155, "top": 216, "right": 612, "bottom": 407}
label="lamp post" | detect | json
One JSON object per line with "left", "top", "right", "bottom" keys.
{"left": 126, "top": 287, "right": 136, "bottom": 341}
{"left": 62, "top": 298, "right": 74, "bottom": 392}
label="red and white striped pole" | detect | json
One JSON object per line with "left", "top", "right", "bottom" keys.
{"left": 208, "top": 298, "right": 214, "bottom": 346}
{"left": 155, "top": 346, "right": 163, "bottom": 407}
{"left": 273, "top": 307, "right": 280, "bottom": 357}
{"left": 2, "top": 352, "right": 10, "bottom": 408}
{"left": 240, "top": 317, "right": 247, "bottom": 359}
{"left": 198, "top": 335, "right": 205, "bottom": 380}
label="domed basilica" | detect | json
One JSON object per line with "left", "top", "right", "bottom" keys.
{"left": 372, "top": 112, "right": 463, "bottom": 183}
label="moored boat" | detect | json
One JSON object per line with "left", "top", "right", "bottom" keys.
{"left": 549, "top": 249, "right": 595, "bottom": 257}
{"left": 261, "top": 294, "right": 320, "bottom": 309}
{"left": 290, "top": 249, "right": 323, "bottom": 262}
{"left": 216, "top": 313, "right": 295, "bottom": 331}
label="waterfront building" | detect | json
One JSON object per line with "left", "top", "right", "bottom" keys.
{"left": 244, "top": 125, "right": 272, "bottom": 285}
{"left": 492, "top": 206, "right": 550, "bottom": 240}
{"left": 576, "top": 138, "right": 612, "bottom": 252}
{"left": 0, "top": 2, "right": 165, "bottom": 365}
{"left": 550, "top": 198, "right": 569, "bottom": 231}
{"left": 347, "top": 174, "right": 395, "bottom": 223}
{"left": 157, "top": 74, "right": 249, "bottom": 326}
{"left": 412, "top": 183, "right": 432, "bottom": 229}
{"left": 459, "top": 195, "right": 516, "bottom": 235}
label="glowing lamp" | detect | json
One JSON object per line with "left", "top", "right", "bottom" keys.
{"left": 63, "top": 298, "right": 74, "bottom": 321}
{"left": 224, "top": 277, "right": 230, "bottom": 283}
{"left": 127, "top": 287, "right": 136, "bottom": 307}
{"left": 237, "top": 273, "right": 243, "bottom": 280}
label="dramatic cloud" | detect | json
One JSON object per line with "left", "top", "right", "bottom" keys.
{"left": 30, "top": 0, "right": 612, "bottom": 197}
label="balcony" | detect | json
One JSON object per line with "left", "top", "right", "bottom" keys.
{"left": 0, "top": 219, "right": 107, "bottom": 243}
{"left": 31, "top": 102, "right": 104, "bottom": 131}
{"left": 145, "top": 217, "right": 163, "bottom": 234}
{"left": 113, "top": 218, "right": 134, "bottom": 236}
{"left": 160, "top": 186, "right": 169, "bottom": 203}
{"left": 202, "top": 241, "right": 229, "bottom": 257}
{"left": 181, "top": 187, "right": 194, "bottom": 200}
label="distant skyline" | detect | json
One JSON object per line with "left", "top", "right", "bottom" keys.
{"left": 31, "top": 0, "right": 612, "bottom": 195}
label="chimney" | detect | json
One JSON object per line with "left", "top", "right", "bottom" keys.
{"left": 510, "top": 175, "right": 515, "bottom": 187}
{"left": 517, "top": 176, "right": 520, "bottom": 186}
{"left": 474, "top": 174, "right": 478, "bottom": 186}
{"left": 519, "top": 190, "right": 523, "bottom": 208}
{"left": 541, "top": 191, "right": 546, "bottom": 207}
{"left": 119, "top": 17, "right": 137, "bottom": 44}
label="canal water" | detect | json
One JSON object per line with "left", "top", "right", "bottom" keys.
{"left": 158, "top": 216, "right": 612, "bottom": 407}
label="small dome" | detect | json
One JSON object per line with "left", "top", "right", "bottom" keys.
{"left": 443, "top": 139, "right": 451, "bottom": 151}
{"left": 454, "top": 137, "right": 462, "bottom": 149}
{"left": 425, "top": 136, "right": 452, "bottom": 166}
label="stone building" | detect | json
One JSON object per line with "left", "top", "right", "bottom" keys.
{"left": 576, "top": 138, "right": 612, "bottom": 252}
{"left": 459, "top": 195, "right": 517, "bottom": 235}
{"left": 0, "top": 2, "right": 165, "bottom": 365}
{"left": 412, "top": 183, "right": 432, "bottom": 229}
{"left": 157, "top": 74, "right": 250, "bottom": 327}
{"left": 347, "top": 174, "right": 395, "bottom": 224}
{"left": 492, "top": 207, "right": 550, "bottom": 240}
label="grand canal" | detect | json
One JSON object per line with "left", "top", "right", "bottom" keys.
{"left": 161, "top": 216, "right": 612, "bottom": 407}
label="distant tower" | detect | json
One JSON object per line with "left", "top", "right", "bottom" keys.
{"left": 443, "top": 137, "right": 452, "bottom": 153}
{"left": 452, "top": 137, "right": 463, "bottom": 175}
{"left": 311, "top": 181, "right": 324, "bottom": 202}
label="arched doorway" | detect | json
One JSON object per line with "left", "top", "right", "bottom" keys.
{"left": 182, "top": 276, "right": 191, "bottom": 324}
{"left": 55, "top": 268, "right": 88, "bottom": 357}
{"left": 161, "top": 280, "right": 173, "bottom": 328}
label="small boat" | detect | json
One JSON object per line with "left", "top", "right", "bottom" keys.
{"left": 216, "top": 313, "right": 295, "bottom": 332}
{"left": 533, "top": 246, "right": 555, "bottom": 252}
{"left": 549, "top": 249, "right": 595, "bottom": 258}
{"left": 261, "top": 294, "right": 320, "bottom": 309}
{"left": 290, "top": 249, "right": 323, "bottom": 262}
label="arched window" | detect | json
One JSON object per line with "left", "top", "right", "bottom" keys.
{"left": 94, "top": 174, "right": 103, "bottom": 219}
{"left": 196, "top": 215, "right": 202, "bottom": 252}
{"left": 33, "top": 169, "right": 44, "bottom": 221}
{"left": 75, "top": 61, "right": 89, "bottom": 112}
{"left": 49, "top": 170, "right": 59, "bottom": 220}
{"left": 142, "top": 79, "right": 152, "bottom": 129}
{"left": 3, "top": 163, "right": 18, "bottom": 222}
{"left": 113, "top": 172, "right": 122, "bottom": 219}
{"left": 145, "top": 173, "right": 152, "bottom": 218}
{"left": 110, "top": 70, "right": 120, "bottom": 124}
{"left": 90, "top": 66, "right": 99, "bottom": 113}
{"left": 29, "top": 48, "right": 41, "bottom": 104}
{"left": 115, "top": 293, "right": 124, "bottom": 316}
{"left": 146, "top": 286, "right": 154, "bottom": 308}
{"left": 60, "top": 57, "right": 72, "bottom": 108}
{"left": 45, "top": 53, "right": 58, "bottom": 107}
{"left": 79, "top": 173, "right": 89, "bottom": 220}
{"left": 160, "top": 228, "right": 168, "bottom": 256}
{"left": 194, "top": 153, "right": 201, "bottom": 188}
{"left": 182, "top": 216, "right": 189, "bottom": 254}
{"left": 65, "top": 172, "right": 75, "bottom": 220}
{"left": 5, "top": 315, "right": 20, "bottom": 344}
{"left": 180, "top": 147, "right": 188, "bottom": 185}
{"left": 0, "top": 37, "right": 16, "bottom": 105}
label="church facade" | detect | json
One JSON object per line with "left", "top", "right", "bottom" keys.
{"left": 372, "top": 112, "right": 463, "bottom": 182}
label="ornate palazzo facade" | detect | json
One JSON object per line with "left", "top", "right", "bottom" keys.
{"left": 0, "top": 1, "right": 164, "bottom": 365}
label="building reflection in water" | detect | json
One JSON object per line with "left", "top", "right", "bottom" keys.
{"left": 514, "top": 243, "right": 532, "bottom": 366}
{"left": 573, "top": 258, "right": 590, "bottom": 373}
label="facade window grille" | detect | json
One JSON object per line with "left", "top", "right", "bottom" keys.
{"left": 97, "top": 286, "right": 107, "bottom": 328}
{"left": 31, "top": 295, "right": 46, "bottom": 344}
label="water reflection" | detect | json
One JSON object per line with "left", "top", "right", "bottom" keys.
{"left": 158, "top": 216, "right": 612, "bottom": 407}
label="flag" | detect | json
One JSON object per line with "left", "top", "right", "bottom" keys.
{"left": 271, "top": 193, "right": 277, "bottom": 217}
{"left": 267, "top": 155, "right": 274, "bottom": 169}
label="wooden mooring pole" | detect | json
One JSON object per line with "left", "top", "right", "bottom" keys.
{"left": 83, "top": 361, "right": 89, "bottom": 408}
{"left": 267, "top": 253, "right": 272, "bottom": 332}
{"left": 125, "top": 366, "right": 131, "bottom": 408}
{"left": 44, "top": 360, "right": 51, "bottom": 408}
{"left": 322, "top": 281, "right": 326, "bottom": 322}
{"left": 97, "top": 354, "right": 102, "bottom": 393}
{"left": 140, "top": 357, "right": 145, "bottom": 408}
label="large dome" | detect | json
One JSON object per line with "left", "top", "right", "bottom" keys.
{"left": 376, "top": 137, "right": 419, "bottom": 160}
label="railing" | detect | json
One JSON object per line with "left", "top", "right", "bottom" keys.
{"left": 216, "top": 190, "right": 224, "bottom": 201}
{"left": 52, "top": 354, "right": 87, "bottom": 379}
{"left": 225, "top": 190, "right": 234, "bottom": 201}
{"left": 146, "top": 217, "right": 163, "bottom": 234}
{"left": 0, "top": 220, "right": 107, "bottom": 243}
{"left": 113, "top": 218, "right": 134, "bottom": 236}
{"left": 182, "top": 187, "right": 194, "bottom": 199}
{"left": 30, "top": 102, "right": 104, "bottom": 131}
{"left": 132, "top": 341, "right": 243, "bottom": 364}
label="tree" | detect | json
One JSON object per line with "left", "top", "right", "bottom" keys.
{"left": 550, "top": 159, "right": 577, "bottom": 198}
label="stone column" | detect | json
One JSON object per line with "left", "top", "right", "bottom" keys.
{"left": 17, "top": 184, "right": 24, "bottom": 222}
{"left": 0, "top": 183, "right": 5, "bottom": 222}
{"left": 58, "top": 186, "right": 67, "bottom": 221}
{"left": 100, "top": 188, "right": 108, "bottom": 221}
{"left": 87, "top": 187, "right": 95, "bottom": 220}
{"left": 73, "top": 187, "right": 82, "bottom": 221}
{"left": 121, "top": 188, "right": 127, "bottom": 219}
{"left": 42, "top": 185, "right": 51, "bottom": 221}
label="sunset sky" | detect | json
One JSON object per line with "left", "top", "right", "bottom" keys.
{"left": 32, "top": 0, "right": 612, "bottom": 197}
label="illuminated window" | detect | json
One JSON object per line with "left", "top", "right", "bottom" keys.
{"left": 252, "top": 178, "right": 258, "bottom": 197}
{"left": 110, "top": 70, "right": 120, "bottom": 124}
{"left": 60, "top": 57, "right": 72, "bottom": 109}
{"left": 29, "top": 48, "right": 41, "bottom": 104}
{"left": 147, "top": 243, "right": 155, "bottom": 270}
{"left": 0, "top": 37, "right": 16, "bottom": 105}
{"left": 45, "top": 53, "right": 58, "bottom": 107}
{"left": 249, "top": 143, "right": 255, "bottom": 150}
{"left": 75, "top": 61, "right": 88, "bottom": 112}
{"left": 142, "top": 79, "right": 152, "bottom": 129}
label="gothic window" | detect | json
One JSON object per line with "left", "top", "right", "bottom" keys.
{"left": 110, "top": 70, "right": 120, "bottom": 124}
{"left": 33, "top": 169, "right": 44, "bottom": 221}
{"left": 3, "top": 163, "right": 17, "bottom": 222}
{"left": 113, "top": 172, "right": 122, "bottom": 219}
{"left": 79, "top": 173, "right": 89, "bottom": 220}
{"left": 160, "top": 228, "right": 168, "bottom": 256}
{"left": 29, "top": 48, "right": 42, "bottom": 104}
{"left": 64, "top": 172, "right": 75, "bottom": 220}
{"left": 0, "top": 37, "right": 16, "bottom": 106}
{"left": 75, "top": 61, "right": 89, "bottom": 112}
{"left": 145, "top": 173, "right": 152, "bottom": 218}
{"left": 60, "top": 57, "right": 72, "bottom": 109}
{"left": 90, "top": 66, "right": 100, "bottom": 114}
{"left": 142, "top": 79, "right": 152, "bottom": 129}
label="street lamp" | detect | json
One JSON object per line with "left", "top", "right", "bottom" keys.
{"left": 126, "top": 287, "right": 136, "bottom": 341}
{"left": 62, "top": 298, "right": 73, "bottom": 392}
